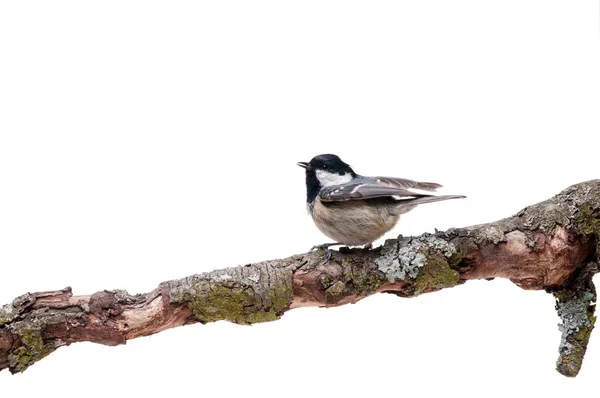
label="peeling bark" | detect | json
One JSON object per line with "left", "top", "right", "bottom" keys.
{"left": 1, "top": 180, "right": 599, "bottom": 376}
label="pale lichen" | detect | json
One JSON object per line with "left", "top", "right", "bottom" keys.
{"left": 376, "top": 234, "right": 457, "bottom": 284}
{"left": 1, "top": 293, "right": 36, "bottom": 327}
{"left": 0, "top": 303, "right": 15, "bottom": 326}
{"left": 422, "top": 234, "right": 457, "bottom": 258}
{"left": 481, "top": 226, "right": 505, "bottom": 244}
{"left": 376, "top": 238, "right": 425, "bottom": 283}
{"left": 554, "top": 288, "right": 596, "bottom": 377}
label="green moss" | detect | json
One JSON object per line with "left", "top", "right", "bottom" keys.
{"left": 341, "top": 263, "right": 385, "bottom": 293}
{"left": 185, "top": 280, "right": 292, "bottom": 325}
{"left": 319, "top": 274, "right": 335, "bottom": 290}
{"left": 325, "top": 281, "right": 348, "bottom": 302}
{"left": 355, "top": 272, "right": 384, "bottom": 292}
{"left": 315, "top": 261, "right": 385, "bottom": 304}
{"left": 413, "top": 253, "right": 460, "bottom": 295}
{"left": 572, "top": 203, "right": 600, "bottom": 256}
{"left": 268, "top": 282, "right": 292, "bottom": 317}
{"left": 447, "top": 249, "right": 465, "bottom": 269}
{"left": 8, "top": 329, "right": 54, "bottom": 373}
{"left": 573, "top": 204, "right": 600, "bottom": 236}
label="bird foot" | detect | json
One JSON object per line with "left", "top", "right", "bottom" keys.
{"left": 310, "top": 243, "right": 344, "bottom": 260}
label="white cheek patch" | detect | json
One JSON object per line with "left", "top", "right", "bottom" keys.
{"left": 316, "top": 170, "right": 353, "bottom": 187}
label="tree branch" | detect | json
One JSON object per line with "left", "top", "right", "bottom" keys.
{"left": 1, "top": 181, "right": 599, "bottom": 376}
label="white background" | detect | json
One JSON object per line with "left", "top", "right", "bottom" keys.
{"left": 1, "top": 1, "right": 599, "bottom": 396}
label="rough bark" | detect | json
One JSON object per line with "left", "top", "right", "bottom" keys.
{"left": 1, "top": 180, "right": 599, "bottom": 377}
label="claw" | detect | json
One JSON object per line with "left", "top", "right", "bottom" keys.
{"left": 310, "top": 243, "right": 343, "bottom": 260}
{"left": 310, "top": 243, "right": 342, "bottom": 251}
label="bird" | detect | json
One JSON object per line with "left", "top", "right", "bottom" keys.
{"left": 297, "top": 154, "right": 465, "bottom": 257}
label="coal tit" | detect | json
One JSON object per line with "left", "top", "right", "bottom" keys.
{"left": 298, "top": 154, "right": 465, "bottom": 254}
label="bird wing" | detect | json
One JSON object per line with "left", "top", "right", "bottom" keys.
{"left": 373, "top": 177, "right": 442, "bottom": 191}
{"left": 319, "top": 176, "right": 440, "bottom": 202}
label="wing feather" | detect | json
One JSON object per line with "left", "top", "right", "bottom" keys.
{"left": 320, "top": 184, "right": 426, "bottom": 202}
{"left": 319, "top": 176, "right": 443, "bottom": 202}
{"left": 375, "top": 177, "right": 442, "bottom": 191}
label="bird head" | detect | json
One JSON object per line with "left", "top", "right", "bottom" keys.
{"left": 298, "top": 154, "right": 357, "bottom": 203}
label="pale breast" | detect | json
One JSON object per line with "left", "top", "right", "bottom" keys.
{"left": 311, "top": 198, "right": 400, "bottom": 245}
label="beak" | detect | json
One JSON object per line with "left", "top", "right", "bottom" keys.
{"left": 297, "top": 162, "right": 309, "bottom": 169}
